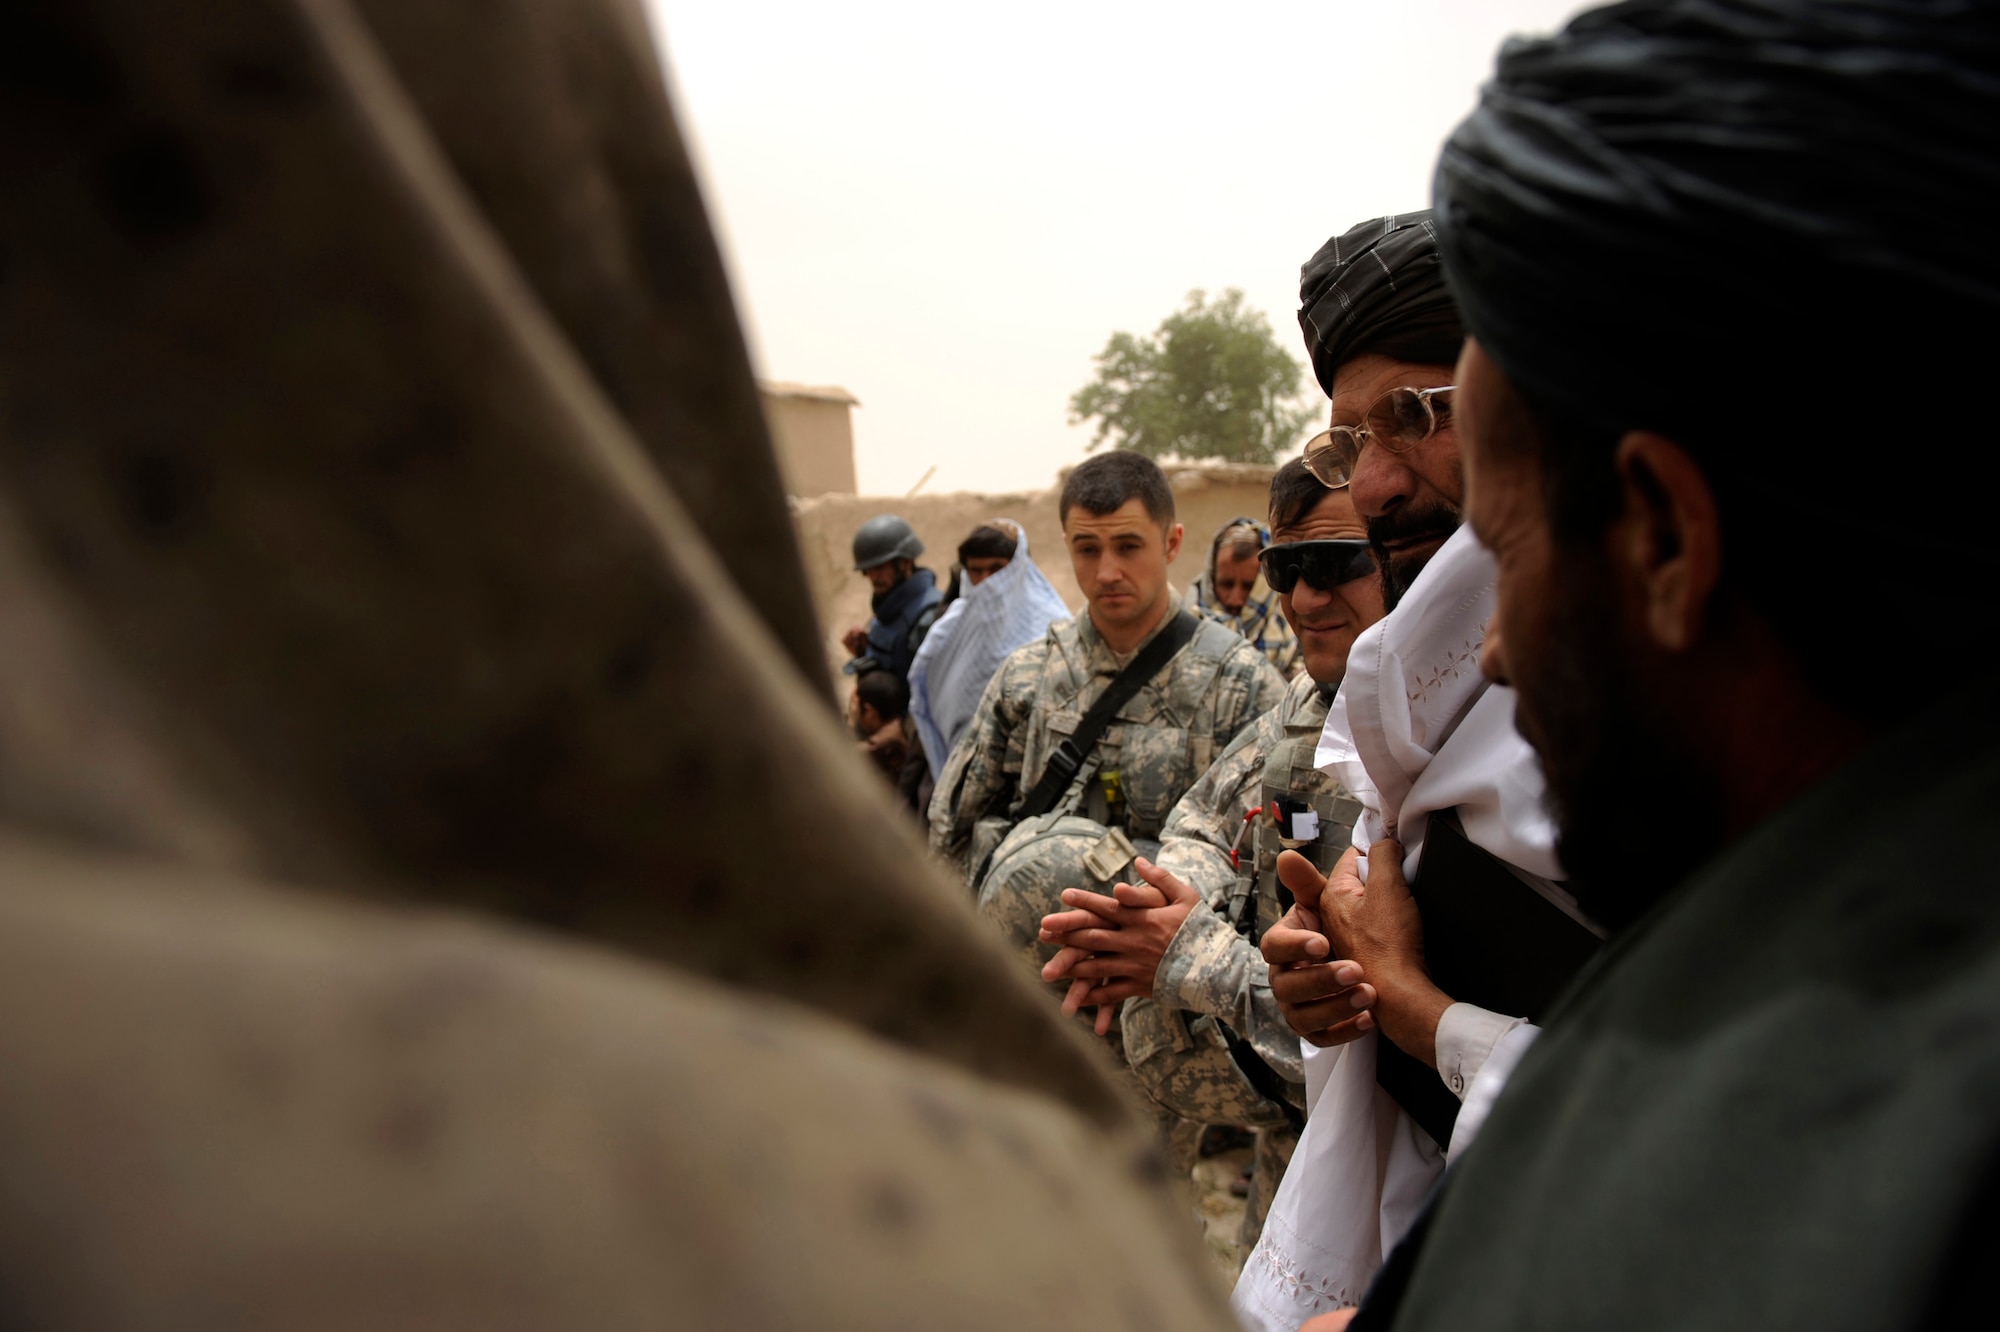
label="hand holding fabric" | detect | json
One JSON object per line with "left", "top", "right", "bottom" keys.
{"left": 1037, "top": 857, "right": 1199, "bottom": 1036}
{"left": 1309, "top": 840, "right": 1453, "bottom": 1068}
{"left": 1263, "top": 854, "right": 1378, "bottom": 1048}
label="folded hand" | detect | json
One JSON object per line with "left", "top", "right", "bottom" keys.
{"left": 1036, "top": 856, "right": 1199, "bottom": 1036}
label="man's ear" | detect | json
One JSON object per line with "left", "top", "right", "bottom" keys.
{"left": 1164, "top": 521, "right": 1184, "bottom": 563}
{"left": 1612, "top": 432, "right": 1723, "bottom": 653}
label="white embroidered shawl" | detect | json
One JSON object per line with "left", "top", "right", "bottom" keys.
{"left": 1231, "top": 522, "right": 1559, "bottom": 1331}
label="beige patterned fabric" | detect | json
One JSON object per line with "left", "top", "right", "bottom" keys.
{"left": 0, "top": 2, "right": 1242, "bottom": 1326}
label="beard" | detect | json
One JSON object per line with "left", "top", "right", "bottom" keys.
{"left": 1511, "top": 561, "right": 1727, "bottom": 934}
{"left": 869, "top": 570, "right": 907, "bottom": 610}
{"left": 1368, "top": 499, "right": 1462, "bottom": 611}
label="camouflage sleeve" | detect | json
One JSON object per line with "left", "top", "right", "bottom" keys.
{"left": 1154, "top": 904, "right": 1303, "bottom": 1086}
{"left": 926, "top": 644, "right": 1037, "bottom": 877}
{"left": 1153, "top": 715, "right": 1303, "bottom": 1080}
{"left": 1216, "top": 648, "right": 1287, "bottom": 753}
{"left": 1154, "top": 703, "right": 1286, "bottom": 901}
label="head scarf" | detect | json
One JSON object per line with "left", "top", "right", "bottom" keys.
{"left": 1433, "top": 0, "right": 2000, "bottom": 541}
{"left": 908, "top": 523, "right": 1071, "bottom": 779}
{"left": 1298, "top": 212, "right": 1467, "bottom": 396}
{"left": 1184, "top": 517, "right": 1299, "bottom": 678}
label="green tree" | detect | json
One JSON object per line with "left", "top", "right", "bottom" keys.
{"left": 1068, "top": 288, "right": 1316, "bottom": 463}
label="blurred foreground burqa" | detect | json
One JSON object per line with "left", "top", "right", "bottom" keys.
{"left": 0, "top": 1, "right": 1236, "bottom": 1326}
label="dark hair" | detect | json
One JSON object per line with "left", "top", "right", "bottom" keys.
{"left": 855, "top": 669, "right": 908, "bottom": 721}
{"left": 1059, "top": 452, "right": 1175, "bottom": 528}
{"left": 1431, "top": 0, "right": 2000, "bottom": 727}
{"left": 957, "top": 524, "right": 1018, "bottom": 564}
{"left": 1268, "top": 458, "right": 1333, "bottom": 535}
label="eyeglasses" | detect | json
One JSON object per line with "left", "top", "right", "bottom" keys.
{"left": 1301, "top": 385, "right": 1457, "bottom": 489}
{"left": 1259, "top": 540, "right": 1377, "bottom": 594}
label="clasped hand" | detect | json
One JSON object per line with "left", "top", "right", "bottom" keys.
{"left": 1036, "top": 856, "right": 1198, "bottom": 1036}
{"left": 1262, "top": 838, "right": 1449, "bottom": 1065}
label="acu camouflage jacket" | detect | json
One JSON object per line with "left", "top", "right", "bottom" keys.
{"left": 928, "top": 609, "right": 1285, "bottom": 882}
{"left": 1150, "top": 671, "right": 1365, "bottom": 1088}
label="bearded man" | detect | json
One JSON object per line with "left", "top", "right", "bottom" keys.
{"left": 1233, "top": 214, "right": 1578, "bottom": 1330}
{"left": 1330, "top": 3, "right": 2000, "bottom": 1330}
{"left": 840, "top": 514, "right": 941, "bottom": 682}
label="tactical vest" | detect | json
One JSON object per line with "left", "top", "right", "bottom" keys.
{"left": 1120, "top": 691, "right": 1367, "bottom": 1137}
{"left": 967, "top": 616, "right": 1242, "bottom": 890}
{"left": 1224, "top": 714, "right": 1364, "bottom": 945}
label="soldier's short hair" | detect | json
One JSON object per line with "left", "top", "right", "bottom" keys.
{"left": 1268, "top": 458, "right": 1331, "bottom": 536}
{"left": 855, "top": 668, "right": 908, "bottom": 721}
{"left": 1059, "top": 453, "right": 1175, "bottom": 530}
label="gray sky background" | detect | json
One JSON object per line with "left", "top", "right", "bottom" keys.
{"left": 641, "top": 0, "right": 1588, "bottom": 496}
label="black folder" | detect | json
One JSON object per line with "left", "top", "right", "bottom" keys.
{"left": 1375, "top": 807, "right": 1605, "bottom": 1150}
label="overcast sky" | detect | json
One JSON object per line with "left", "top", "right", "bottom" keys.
{"left": 640, "top": 0, "right": 1589, "bottom": 496}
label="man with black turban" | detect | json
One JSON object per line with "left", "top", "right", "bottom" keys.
{"left": 1296, "top": 214, "right": 1468, "bottom": 610}
{"left": 1231, "top": 214, "right": 1588, "bottom": 1331}
{"left": 1326, "top": 2, "right": 2000, "bottom": 1330}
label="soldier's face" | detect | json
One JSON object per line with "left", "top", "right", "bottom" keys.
{"left": 1270, "top": 487, "right": 1385, "bottom": 686}
{"left": 1063, "top": 499, "right": 1183, "bottom": 635}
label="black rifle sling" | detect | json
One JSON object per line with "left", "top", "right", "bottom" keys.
{"left": 1016, "top": 611, "right": 1200, "bottom": 820}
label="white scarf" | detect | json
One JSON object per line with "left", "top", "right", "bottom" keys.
{"left": 908, "top": 523, "right": 1070, "bottom": 779}
{"left": 1232, "top": 523, "right": 1559, "bottom": 1331}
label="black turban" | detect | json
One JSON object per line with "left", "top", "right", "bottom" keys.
{"left": 1434, "top": 0, "right": 2000, "bottom": 496}
{"left": 1297, "top": 212, "right": 1466, "bottom": 397}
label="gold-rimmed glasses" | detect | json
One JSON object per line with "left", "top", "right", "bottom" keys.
{"left": 1301, "top": 385, "right": 1457, "bottom": 489}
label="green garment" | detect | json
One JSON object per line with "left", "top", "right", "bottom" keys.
{"left": 1374, "top": 685, "right": 2000, "bottom": 1331}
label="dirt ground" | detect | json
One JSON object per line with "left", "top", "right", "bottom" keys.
{"left": 793, "top": 462, "right": 1279, "bottom": 681}
{"left": 1191, "top": 1146, "right": 1256, "bottom": 1281}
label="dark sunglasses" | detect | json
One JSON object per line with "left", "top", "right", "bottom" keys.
{"left": 1259, "top": 540, "right": 1377, "bottom": 594}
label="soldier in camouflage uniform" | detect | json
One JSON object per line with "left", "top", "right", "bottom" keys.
{"left": 930, "top": 454, "right": 1284, "bottom": 1165}
{"left": 928, "top": 452, "right": 1285, "bottom": 903}
{"left": 1038, "top": 460, "right": 1386, "bottom": 1251}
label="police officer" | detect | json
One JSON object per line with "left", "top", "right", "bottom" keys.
{"left": 1037, "top": 460, "right": 1386, "bottom": 1252}
{"left": 840, "top": 514, "right": 942, "bottom": 682}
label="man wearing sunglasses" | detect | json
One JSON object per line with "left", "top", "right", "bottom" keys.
{"left": 1036, "top": 459, "right": 1386, "bottom": 1255}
